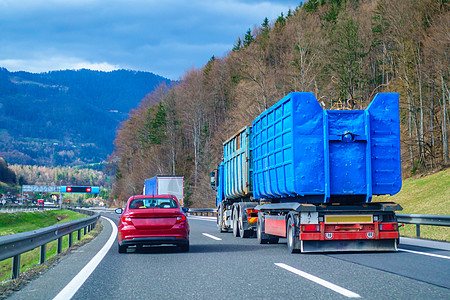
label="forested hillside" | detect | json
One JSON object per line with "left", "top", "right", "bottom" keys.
{"left": 0, "top": 68, "right": 173, "bottom": 166}
{"left": 111, "top": 0, "right": 449, "bottom": 207}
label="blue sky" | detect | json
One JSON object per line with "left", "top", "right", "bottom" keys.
{"left": 0, "top": 0, "right": 300, "bottom": 80}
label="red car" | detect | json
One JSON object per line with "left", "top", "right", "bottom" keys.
{"left": 115, "top": 195, "right": 189, "bottom": 253}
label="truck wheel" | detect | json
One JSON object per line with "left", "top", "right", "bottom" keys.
{"left": 232, "top": 209, "right": 240, "bottom": 237}
{"left": 118, "top": 244, "right": 127, "bottom": 253}
{"left": 239, "top": 210, "right": 251, "bottom": 238}
{"left": 217, "top": 204, "right": 226, "bottom": 233}
{"left": 287, "top": 222, "right": 299, "bottom": 253}
{"left": 257, "top": 217, "right": 268, "bottom": 244}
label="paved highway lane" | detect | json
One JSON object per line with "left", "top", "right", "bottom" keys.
{"left": 9, "top": 212, "right": 450, "bottom": 299}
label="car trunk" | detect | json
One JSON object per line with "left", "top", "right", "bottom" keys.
{"left": 128, "top": 208, "right": 180, "bottom": 230}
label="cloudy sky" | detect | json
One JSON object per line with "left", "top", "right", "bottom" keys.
{"left": 0, "top": 0, "right": 300, "bottom": 80}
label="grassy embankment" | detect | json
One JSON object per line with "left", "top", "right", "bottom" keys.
{"left": 0, "top": 210, "right": 98, "bottom": 282}
{"left": 374, "top": 168, "right": 450, "bottom": 242}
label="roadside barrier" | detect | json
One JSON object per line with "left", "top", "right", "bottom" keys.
{"left": 0, "top": 209, "right": 99, "bottom": 279}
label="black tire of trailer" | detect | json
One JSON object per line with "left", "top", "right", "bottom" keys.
{"left": 239, "top": 207, "right": 251, "bottom": 238}
{"left": 232, "top": 207, "right": 240, "bottom": 237}
{"left": 217, "top": 203, "right": 227, "bottom": 233}
{"left": 257, "top": 213, "right": 269, "bottom": 244}
{"left": 287, "top": 216, "right": 300, "bottom": 253}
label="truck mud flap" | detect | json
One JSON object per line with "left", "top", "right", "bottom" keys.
{"left": 301, "top": 239, "right": 397, "bottom": 253}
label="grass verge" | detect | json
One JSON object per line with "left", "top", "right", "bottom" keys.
{"left": 374, "top": 168, "right": 450, "bottom": 242}
{"left": 0, "top": 211, "right": 103, "bottom": 298}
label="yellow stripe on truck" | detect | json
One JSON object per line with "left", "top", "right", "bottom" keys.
{"left": 324, "top": 215, "right": 373, "bottom": 224}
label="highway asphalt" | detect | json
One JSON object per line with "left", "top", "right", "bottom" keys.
{"left": 9, "top": 210, "right": 450, "bottom": 299}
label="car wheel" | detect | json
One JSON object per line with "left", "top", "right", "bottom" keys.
{"left": 179, "top": 242, "right": 189, "bottom": 252}
{"left": 118, "top": 244, "right": 127, "bottom": 253}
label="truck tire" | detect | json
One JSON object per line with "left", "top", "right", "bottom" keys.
{"left": 287, "top": 220, "right": 299, "bottom": 253}
{"left": 217, "top": 204, "right": 227, "bottom": 233}
{"left": 238, "top": 208, "right": 251, "bottom": 238}
{"left": 257, "top": 217, "right": 268, "bottom": 244}
{"left": 232, "top": 208, "right": 240, "bottom": 237}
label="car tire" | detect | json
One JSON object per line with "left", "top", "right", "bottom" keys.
{"left": 179, "top": 242, "right": 189, "bottom": 252}
{"left": 118, "top": 244, "right": 127, "bottom": 253}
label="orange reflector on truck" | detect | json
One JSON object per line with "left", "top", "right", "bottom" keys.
{"left": 324, "top": 215, "right": 373, "bottom": 224}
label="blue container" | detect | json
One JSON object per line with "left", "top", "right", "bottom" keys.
{"left": 251, "top": 92, "right": 401, "bottom": 203}
{"left": 223, "top": 126, "right": 253, "bottom": 199}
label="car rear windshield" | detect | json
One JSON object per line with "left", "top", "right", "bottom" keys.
{"left": 129, "top": 198, "right": 178, "bottom": 209}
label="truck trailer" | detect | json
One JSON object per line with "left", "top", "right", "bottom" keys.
{"left": 211, "top": 92, "right": 402, "bottom": 253}
{"left": 144, "top": 176, "right": 185, "bottom": 206}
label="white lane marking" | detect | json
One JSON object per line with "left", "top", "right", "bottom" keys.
{"left": 202, "top": 233, "right": 222, "bottom": 241}
{"left": 189, "top": 216, "right": 216, "bottom": 222}
{"left": 399, "top": 248, "right": 450, "bottom": 260}
{"left": 53, "top": 216, "right": 118, "bottom": 300}
{"left": 275, "top": 263, "right": 361, "bottom": 298}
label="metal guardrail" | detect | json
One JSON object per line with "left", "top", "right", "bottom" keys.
{"left": 188, "top": 208, "right": 216, "bottom": 217}
{"left": 0, "top": 210, "right": 100, "bottom": 279}
{"left": 397, "top": 213, "right": 450, "bottom": 238}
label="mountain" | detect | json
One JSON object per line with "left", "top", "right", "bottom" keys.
{"left": 0, "top": 68, "right": 173, "bottom": 166}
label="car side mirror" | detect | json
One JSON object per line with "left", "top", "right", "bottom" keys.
{"left": 115, "top": 208, "right": 123, "bottom": 214}
{"left": 181, "top": 207, "right": 188, "bottom": 213}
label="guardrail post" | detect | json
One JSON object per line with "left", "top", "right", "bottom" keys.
{"left": 57, "top": 237, "right": 63, "bottom": 254}
{"left": 12, "top": 254, "right": 20, "bottom": 279}
{"left": 416, "top": 224, "right": 421, "bottom": 237}
{"left": 77, "top": 229, "right": 82, "bottom": 241}
{"left": 84, "top": 227, "right": 87, "bottom": 235}
{"left": 69, "top": 232, "right": 73, "bottom": 248}
{"left": 40, "top": 244, "right": 46, "bottom": 264}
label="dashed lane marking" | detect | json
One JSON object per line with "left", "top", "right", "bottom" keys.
{"left": 275, "top": 263, "right": 361, "bottom": 298}
{"left": 399, "top": 248, "right": 450, "bottom": 260}
{"left": 202, "top": 233, "right": 222, "bottom": 241}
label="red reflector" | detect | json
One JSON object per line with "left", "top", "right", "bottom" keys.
{"left": 301, "top": 224, "right": 320, "bottom": 232}
{"left": 66, "top": 187, "right": 72, "bottom": 192}
{"left": 86, "top": 187, "right": 91, "bottom": 193}
{"left": 379, "top": 223, "right": 397, "bottom": 231}
{"left": 176, "top": 214, "right": 186, "bottom": 223}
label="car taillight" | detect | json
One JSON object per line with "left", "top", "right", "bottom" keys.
{"left": 121, "top": 216, "right": 133, "bottom": 225}
{"left": 301, "top": 224, "right": 320, "bottom": 232}
{"left": 176, "top": 214, "right": 186, "bottom": 223}
{"left": 379, "top": 223, "right": 397, "bottom": 231}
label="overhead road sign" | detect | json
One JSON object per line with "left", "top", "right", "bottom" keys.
{"left": 60, "top": 186, "right": 100, "bottom": 194}
{"left": 22, "top": 185, "right": 61, "bottom": 193}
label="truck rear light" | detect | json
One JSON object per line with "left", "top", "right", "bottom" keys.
{"left": 176, "top": 214, "right": 187, "bottom": 223}
{"left": 246, "top": 209, "right": 257, "bottom": 214}
{"left": 301, "top": 224, "right": 320, "bottom": 232}
{"left": 379, "top": 223, "right": 397, "bottom": 231}
{"left": 121, "top": 216, "right": 133, "bottom": 225}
